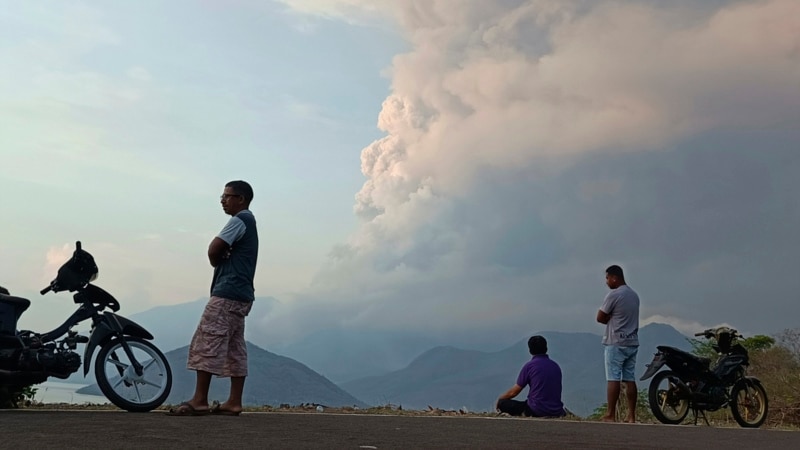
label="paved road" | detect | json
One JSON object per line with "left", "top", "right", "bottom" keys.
{"left": 1, "top": 410, "right": 797, "bottom": 449}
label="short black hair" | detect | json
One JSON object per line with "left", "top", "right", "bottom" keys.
{"left": 528, "top": 335, "right": 548, "bottom": 355}
{"left": 226, "top": 180, "right": 254, "bottom": 203}
{"left": 606, "top": 265, "right": 625, "bottom": 280}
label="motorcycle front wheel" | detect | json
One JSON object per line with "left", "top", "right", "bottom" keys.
{"left": 95, "top": 336, "right": 172, "bottom": 412}
{"left": 648, "top": 370, "right": 690, "bottom": 425}
{"left": 730, "top": 378, "right": 768, "bottom": 428}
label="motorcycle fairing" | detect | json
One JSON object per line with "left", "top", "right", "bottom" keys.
{"left": 640, "top": 352, "right": 666, "bottom": 380}
{"left": 82, "top": 312, "right": 154, "bottom": 376}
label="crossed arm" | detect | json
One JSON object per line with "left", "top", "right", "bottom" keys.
{"left": 208, "top": 237, "right": 231, "bottom": 267}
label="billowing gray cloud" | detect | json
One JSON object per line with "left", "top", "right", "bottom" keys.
{"left": 262, "top": 0, "right": 800, "bottom": 345}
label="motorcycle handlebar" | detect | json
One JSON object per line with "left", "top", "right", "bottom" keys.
{"left": 40, "top": 285, "right": 52, "bottom": 295}
{"left": 694, "top": 328, "right": 741, "bottom": 339}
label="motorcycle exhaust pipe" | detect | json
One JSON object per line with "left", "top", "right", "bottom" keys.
{"left": 668, "top": 376, "right": 692, "bottom": 394}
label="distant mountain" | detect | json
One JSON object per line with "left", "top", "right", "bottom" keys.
{"left": 274, "top": 328, "right": 444, "bottom": 383}
{"left": 77, "top": 341, "right": 367, "bottom": 408}
{"left": 127, "top": 296, "right": 279, "bottom": 354}
{"left": 341, "top": 323, "right": 692, "bottom": 417}
{"left": 58, "top": 297, "right": 278, "bottom": 386}
{"left": 125, "top": 297, "right": 447, "bottom": 383}
{"left": 110, "top": 298, "right": 696, "bottom": 416}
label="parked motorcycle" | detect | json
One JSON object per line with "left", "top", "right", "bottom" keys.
{"left": 0, "top": 241, "right": 172, "bottom": 412}
{"left": 640, "top": 326, "right": 768, "bottom": 427}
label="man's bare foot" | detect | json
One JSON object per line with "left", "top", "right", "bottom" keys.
{"left": 625, "top": 417, "right": 636, "bottom": 424}
{"left": 600, "top": 415, "right": 616, "bottom": 422}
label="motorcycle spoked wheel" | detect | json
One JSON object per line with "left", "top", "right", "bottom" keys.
{"left": 648, "top": 370, "right": 690, "bottom": 425}
{"left": 95, "top": 336, "right": 172, "bottom": 412}
{"left": 730, "top": 378, "right": 769, "bottom": 428}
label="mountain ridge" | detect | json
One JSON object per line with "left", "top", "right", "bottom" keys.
{"left": 77, "top": 341, "right": 367, "bottom": 408}
{"left": 341, "top": 323, "right": 691, "bottom": 417}
{"left": 120, "top": 298, "right": 694, "bottom": 416}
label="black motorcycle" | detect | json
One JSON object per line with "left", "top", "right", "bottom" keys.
{"left": 640, "top": 326, "right": 768, "bottom": 427}
{"left": 0, "top": 241, "right": 172, "bottom": 411}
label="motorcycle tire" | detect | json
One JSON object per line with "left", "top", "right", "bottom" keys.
{"left": 95, "top": 336, "right": 173, "bottom": 412}
{"left": 648, "top": 370, "right": 690, "bottom": 425}
{"left": 730, "top": 377, "right": 768, "bottom": 428}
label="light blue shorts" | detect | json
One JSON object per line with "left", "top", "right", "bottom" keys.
{"left": 604, "top": 345, "right": 638, "bottom": 382}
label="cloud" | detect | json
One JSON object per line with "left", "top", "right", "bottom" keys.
{"left": 0, "top": 3, "right": 281, "bottom": 192}
{"left": 127, "top": 67, "right": 152, "bottom": 82}
{"left": 43, "top": 244, "right": 74, "bottom": 284}
{"left": 280, "top": 94, "right": 341, "bottom": 128}
{"left": 257, "top": 0, "right": 800, "bottom": 346}
{"left": 275, "top": 0, "right": 388, "bottom": 24}
{"left": 0, "top": 3, "right": 173, "bottom": 189}
{"left": 642, "top": 315, "right": 736, "bottom": 338}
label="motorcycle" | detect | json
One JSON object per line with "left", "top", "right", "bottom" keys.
{"left": 0, "top": 241, "right": 172, "bottom": 412}
{"left": 640, "top": 326, "right": 768, "bottom": 427}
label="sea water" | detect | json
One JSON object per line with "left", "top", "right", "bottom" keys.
{"left": 33, "top": 381, "right": 109, "bottom": 405}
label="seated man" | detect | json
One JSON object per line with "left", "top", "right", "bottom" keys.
{"left": 496, "top": 335, "right": 566, "bottom": 417}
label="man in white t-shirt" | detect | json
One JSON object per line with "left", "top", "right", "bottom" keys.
{"left": 596, "top": 264, "right": 640, "bottom": 423}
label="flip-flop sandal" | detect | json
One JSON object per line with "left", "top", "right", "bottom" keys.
{"left": 210, "top": 400, "right": 242, "bottom": 416}
{"left": 166, "top": 401, "right": 210, "bottom": 416}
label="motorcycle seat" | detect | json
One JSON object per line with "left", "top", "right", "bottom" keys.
{"left": 696, "top": 355, "right": 712, "bottom": 367}
{"left": 682, "top": 352, "right": 712, "bottom": 368}
{"left": 0, "top": 293, "right": 31, "bottom": 334}
{"left": 658, "top": 345, "right": 712, "bottom": 368}
{"left": 0, "top": 293, "right": 31, "bottom": 310}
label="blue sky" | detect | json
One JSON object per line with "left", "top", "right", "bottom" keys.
{"left": 2, "top": 0, "right": 799, "bottom": 347}
{"left": 0, "top": 1, "right": 403, "bottom": 329}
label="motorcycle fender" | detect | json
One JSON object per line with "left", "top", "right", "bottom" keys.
{"left": 82, "top": 313, "right": 155, "bottom": 376}
{"left": 640, "top": 352, "right": 666, "bottom": 381}
{"left": 739, "top": 376, "right": 763, "bottom": 388}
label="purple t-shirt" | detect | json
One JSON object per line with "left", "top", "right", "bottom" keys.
{"left": 516, "top": 354, "right": 565, "bottom": 416}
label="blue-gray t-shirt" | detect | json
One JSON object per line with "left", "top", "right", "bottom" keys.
{"left": 600, "top": 284, "right": 640, "bottom": 346}
{"left": 211, "top": 209, "right": 258, "bottom": 303}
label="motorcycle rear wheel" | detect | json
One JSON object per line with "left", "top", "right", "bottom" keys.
{"left": 730, "top": 378, "right": 768, "bottom": 428}
{"left": 648, "top": 370, "right": 690, "bottom": 425}
{"left": 95, "top": 336, "right": 172, "bottom": 412}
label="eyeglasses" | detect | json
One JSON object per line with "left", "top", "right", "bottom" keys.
{"left": 220, "top": 193, "right": 242, "bottom": 201}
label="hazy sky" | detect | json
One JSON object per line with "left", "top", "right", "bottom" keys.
{"left": 3, "top": 1, "right": 798, "bottom": 347}
{"left": 0, "top": 0, "right": 402, "bottom": 328}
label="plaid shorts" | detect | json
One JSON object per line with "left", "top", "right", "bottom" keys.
{"left": 187, "top": 296, "right": 253, "bottom": 377}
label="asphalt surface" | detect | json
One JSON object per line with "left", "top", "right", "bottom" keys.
{"left": 1, "top": 410, "right": 797, "bottom": 449}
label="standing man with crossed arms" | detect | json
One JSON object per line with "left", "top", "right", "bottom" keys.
{"left": 168, "top": 180, "right": 258, "bottom": 416}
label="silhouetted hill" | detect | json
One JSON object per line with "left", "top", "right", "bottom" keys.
{"left": 77, "top": 341, "right": 366, "bottom": 408}
{"left": 113, "top": 298, "right": 694, "bottom": 415}
{"left": 127, "top": 297, "right": 279, "bottom": 354}
{"left": 341, "top": 324, "right": 692, "bottom": 417}
{"left": 275, "top": 328, "right": 442, "bottom": 383}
